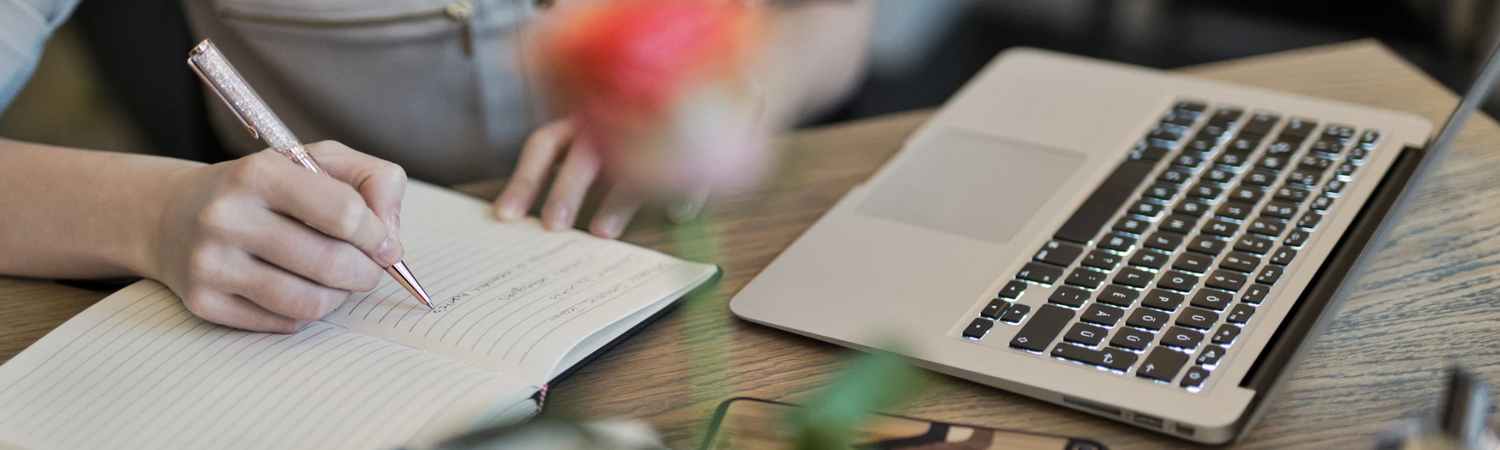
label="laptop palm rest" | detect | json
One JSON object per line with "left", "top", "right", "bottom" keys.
{"left": 855, "top": 130, "right": 1086, "bottom": 244}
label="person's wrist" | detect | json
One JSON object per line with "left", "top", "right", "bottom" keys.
{"left": 120, "top": 161, "right": 206, "bottom": 280}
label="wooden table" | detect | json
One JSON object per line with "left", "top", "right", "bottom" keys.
{"left": 4, "top": 40, "right": 1500, "bottom": 449}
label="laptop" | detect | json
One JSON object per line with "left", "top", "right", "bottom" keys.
{"left": 731, "top": 44, "right": 1500, "bottom": 444}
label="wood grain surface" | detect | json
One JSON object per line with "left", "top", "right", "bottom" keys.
{"left": 3, "top": 40, "right": 1498, "bottom": 449}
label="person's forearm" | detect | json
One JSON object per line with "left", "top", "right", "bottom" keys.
{"left": 765, "top": 0, "right": 874, "bottom": 123}
{"left": 0, "top": 138, "right": 203, "bottom": 279}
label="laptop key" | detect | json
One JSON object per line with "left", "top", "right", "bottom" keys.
{"left": 1144, "top": 232, "right": 1186, "bottom": 252}
{"left": 1082, "top": 250, "right": 1123, "bottom": 271}
{"left": 1098, "top": 233, "right": 1137, "bottom": 253}
{"left": 1017, "top": 262, "right": 1064, "bottom": 285}
{"left": 1158, "top": 270, "right": 1199, "bottom": 292}
{"left": 1201, "top": 218, "right": 1239, "bottom": 238}
{"left": 1129, "top": 250, "right": 1169, "bottom": 270}
{"left": 1141, "top": 289, "right": 1185, "bottom": 312}
{"left": 1202, "top": 168, "right": 1235, "bottom": 185}
{"left": 1114, "top": 267, "right": 1154, "bottom": 289}
{"left": 1215, "top": 151, "right": 1250, "bottom": 170}
{"left": 1212, "top": 107, "right": 1243, "bottom": 122}
{"left": 1163, "top": 111, "right": 1196, "bottom": 127}
{"left": 999, "top": 280, "right": 1028, "bottom": 299}
{"left": 1052, "top": 344, "right": 1138, "bottom": 372}
{"left": 1310, "top": 196, "right": 1334, "bottom": 212}
{"left": 1066, "top": 269, "right": 1108, "bottom": 290}
{"left": 1001, "top": 304, "right": 1031, "bottom": 324}
{"left": 1270, "top": 247, "right": 1296, "bottom": 266}
{"left": 1211, "top": 325, "right": 1241, "bottom": 345}
{"left": 1309, "top": 139, "right": 1341, "bottom": 157}
{"left": 1035, "top": 240, "right": 1085, "bottom": 266}
{"left": 1196, "top": 345, "right": 1228, "bottom": 366}
{"left": 1176, "top": 307, "right": 1220, "bottom": 330}
{"left": 1173, "top": 154, "right": 1204, "bottom": 170}
{"left": 1129, "top": 201, "right": 1164, "bottom": 219}
{"left": 1114, "top": 217, "right": 1150, "bottom": 235}
{"left": 1325, "top": 179, "right": 1347, "bottom": 195}
{"left": 1323, "top": 125, "right": 1356, "bottom": 143}
{"left": 1049, "top": 286, "right": 1092, "bottom": 308}
{"left": 1349, "top": 146, "right": 1370, "bottom": 163}
{"left": 1054, "top": 160, "right": 1156, "bottom": 244}
{"left": 1190, "top": 289, "right": 1234, "bottom": 311}
{"left": 1097, "top": 285, "right": 1139, "bottom": 307}
{"left": 1298, "top": 155, "right": 1335, "bottom": 172}
{"left": 1206, "top": 270, "right": 1248, "bottom": 292}
{"left": 1137, "top": 348, "right": 1190, "bottom": 382}
{"left": 1176, "top": 199, "right": 1211, "bottom": 217}
{"left": 1242, "top": 284, "right": 1271, "bottom": 304}
{"left": 1111, "top": 327, "right": 1155, "bottom": 351}
{"left": 1228, "top": 186, "right": 1264, "bottom": 204}
{"left": 1241, "top": 112, "right": 1280, "bottom": 136}
{"left": 1228, "top": 134, "right": 1262, "bottom": 152}
{"left": 1243, "top": 170, "right": 1276, "bottom": 187}
{"left": 1274, "top": 185, "right": 1310, "bottom": 204}
{"left": 1128, "top": 308, "right": 1171, "bottom": 330}
{"left": 1256, "top": 266, "right": 1284, "bottom": 285}
{"left": 1248, "top": 217, "right": 1286, "bottom": 237}
{"left": 1181, "top": 367, "right": 1211, "bottom": 389}
{"left": 1148, "top": 128, "right": 1183, "bottom": 143}
{"left": 964, "top": 318, "right": 994, "bottom": 339}
{"left": 1160, "top": 326, "right": 1205, "bottom": 350}
{"left": 1009, "top": 304, "right": 1075, "bottom": 352}
{"left": 1221, "top": 252, "right": 1261, "bottom": 273}
{"left": 1235, "top": 234, "right": 1273, "bottom": 254}
{"left": 981, "top": 299, "right": 1012, "bottom": 319}
{"left": 1158, "top": 168, "right": 1192, "bottom": 185}
{"left": 1285, "top": 229, "right": 1310, "bottom": 247}
{"left": 1280, "top": 117, "right": 1318, "bottom": 139}
{"left": 1226, "top": 304, "right": 1255, "bottom": 324}
{"left": 1336, "top": 162, "right": 1356, "bottom": 179}
{"left": 1064, "top": 323, "right": 1110, "bottom": 346}
{"left": 1159, "top": 215, "right": 1198, "bottom": 234}
{"left": 1298, "top": 212, "right": 1323, "bottom": 229}
{"left": 1082, "top": 304, "right": 1127, "bottom": 327}
{"left": 1216, "top": 202, "right": 1252, "bottom": 221}
{"left": 1264, "top": 139, "right": 1297, "bottom": 156}
{"left": 1184, "top": 137, "right": 1216, "bottom": 154}
{"left": 1287, "top": 170, "right": 1320, "bottom": 187}
{"left": 1359, "top": 130, "right": 1381, "bottom": 148}
{"left": 1256, "top": 154, "right": 1290, "bottom": 172}
{"left": 1176, "top": 100, "right": 1209, "bottom": 112}
{"left": 1144, "top": 183, "right": 1179, "bottom": 202}
{"left": 1187, "top": 236, "right": 1227, "bottom": 256}
{"left": 1172, "top": 252, "right": 1214, "bottom": 274}
{"left": 1262, "top": 202, "right": 1298, "bottom": 220}
{"left": 1186, "top": 183, "right": 1222, "bottom": 200}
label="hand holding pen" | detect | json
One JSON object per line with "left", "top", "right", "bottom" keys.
{"left": 119, "top": 40, "right": 435, "bottom": 334}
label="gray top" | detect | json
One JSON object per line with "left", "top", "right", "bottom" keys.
{"left": 0, "top": 0, "right": 82, "bottom": 112}
{"left": 3, "top": 0, "right": 551, "bottom": 185}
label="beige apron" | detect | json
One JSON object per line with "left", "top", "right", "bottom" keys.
{"left": 183, "top": 0, "right": 553, "bottom": 184}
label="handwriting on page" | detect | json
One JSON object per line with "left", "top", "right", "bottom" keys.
{"left": 322, "top": 182, "right": 695, "bottom": 371}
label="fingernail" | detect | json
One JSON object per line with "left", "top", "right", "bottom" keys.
{"left": 599, "top": 215, "right": 623, "bottom": 238}
{"left": 377, "top": 237, "right": 403, "bottom": 265}
{"left": 544, "top": 202, "right": 570, "bottom": 230}
{"left": 386, "top": 211, "right": 401, "bottom": 235}
{"left": 496, "top": 198, "right": 522, "bottom": 221}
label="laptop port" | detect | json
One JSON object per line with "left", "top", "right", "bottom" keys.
{"left": 1132, "top": 413, "right": 1164, "bottom": 429}
{"left": 1175, "top": 423, "right": 1196, "bottom": 436}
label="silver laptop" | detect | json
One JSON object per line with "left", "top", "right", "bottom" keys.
{"left": 731, "top": 46, "right": 1499, "bottom": 444}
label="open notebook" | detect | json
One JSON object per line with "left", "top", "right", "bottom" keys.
{"left": 0, "top": 182, "right": 718, "bottom": 450}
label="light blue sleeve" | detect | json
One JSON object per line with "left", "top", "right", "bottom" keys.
{"left": 0, "top": 0, "right": 82, "bottom": 113}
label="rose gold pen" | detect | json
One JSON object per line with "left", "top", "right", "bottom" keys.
{"left": 186, "top": 39, "right": 434, "bottom": 311}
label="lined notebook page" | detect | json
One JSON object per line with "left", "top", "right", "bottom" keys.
{"left": 0, "top": 282, "right": 538, "bottom": 450}
{"left": 324, "top": 182, "right": 717, "bottom": 383}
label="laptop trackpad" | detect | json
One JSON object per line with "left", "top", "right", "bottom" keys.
{"left": 856, "top": 131, "right": 1086, "bottom": 244}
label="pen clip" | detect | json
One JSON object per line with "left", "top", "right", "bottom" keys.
{"left": 187, "top": 42, "right": 259, "bottom": 140}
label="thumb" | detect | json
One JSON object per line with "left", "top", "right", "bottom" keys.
{"left": 303, "top": 141, "right": 408, "bottom": 262}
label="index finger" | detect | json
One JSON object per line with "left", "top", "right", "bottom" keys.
{"left": 249, "top": 153, "right": 399, "bottom": 266}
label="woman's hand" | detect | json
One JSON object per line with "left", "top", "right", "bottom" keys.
{"left": 493, "top": 118, "right": 645, "bottom": 239}
{"left": 146, "top": 141, "right": 407, "bottom": 332}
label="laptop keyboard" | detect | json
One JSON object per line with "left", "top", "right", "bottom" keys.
{"left": 959, "top": 99, "right": 1382, "bottom": 392}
